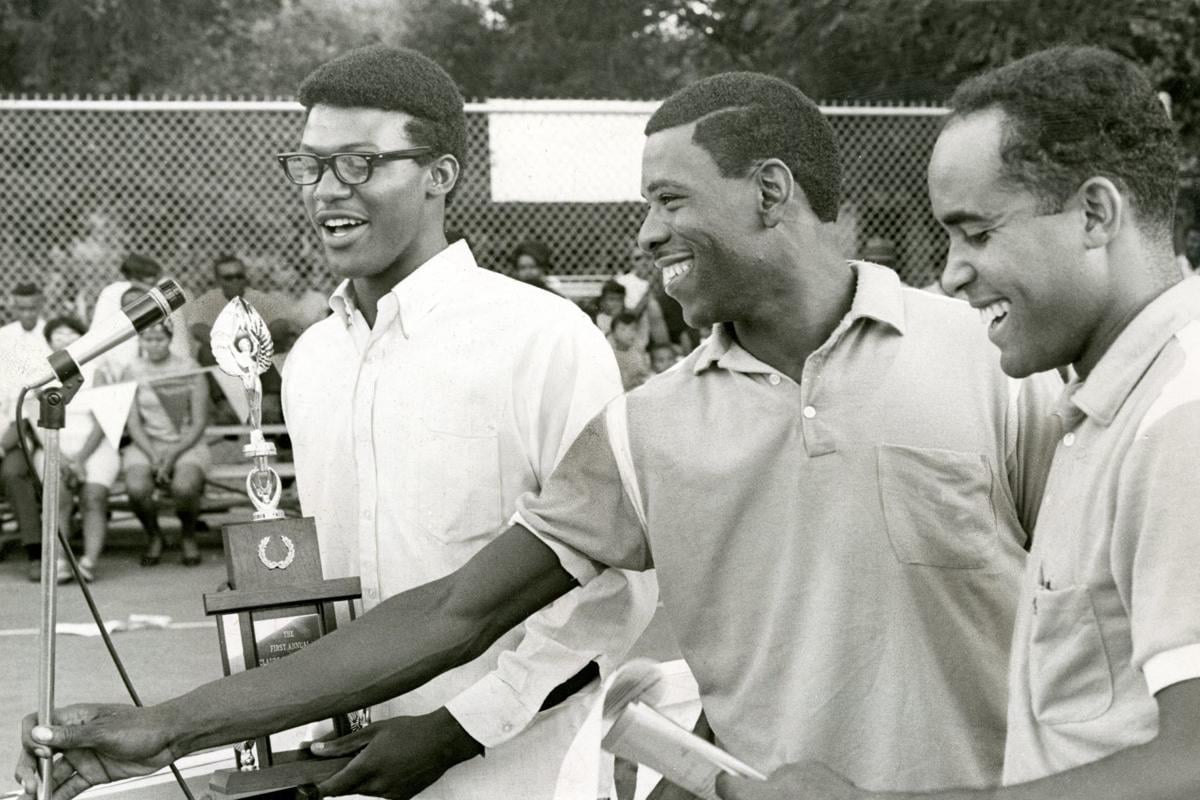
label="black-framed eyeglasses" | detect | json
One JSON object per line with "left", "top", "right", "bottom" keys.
{"left": 275, "top": 147, "right": 434, "bottom": 186}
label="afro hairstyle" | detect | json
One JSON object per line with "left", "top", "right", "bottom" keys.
{"left": 645, "top": 72, "right": 842, "bottom": 223}
{"left": 298, "top": 45, "right": 466, "bottom": 172}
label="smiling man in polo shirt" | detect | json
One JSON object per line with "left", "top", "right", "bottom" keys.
{"left": 720, "top": 46, "right": 1200, "bottom": 800}
{"left": 19, "top": 72, "right": 1061, "bottom": 799}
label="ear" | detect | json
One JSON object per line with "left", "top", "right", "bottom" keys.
{"left": 426, "top": 154, "right": 460, "bottom": 199}
{"left": 755, "top": 158, "right": 795, "bottom": 228}
{"left": 1077, "top": 176, "right": 1123, "bottom": 249}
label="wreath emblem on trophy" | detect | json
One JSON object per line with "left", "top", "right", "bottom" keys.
{"left": 257, "top": 535, "right": 296, "bottom": 570}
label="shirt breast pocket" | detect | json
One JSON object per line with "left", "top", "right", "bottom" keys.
{"left": 876, "top": 443, "right": 998, "bottom": 569}
{"left": 416, "top": 429, "right": 503, "bottom": 544}
{"left": 1029, "top": 584, "right": 1114, "bottom": 724}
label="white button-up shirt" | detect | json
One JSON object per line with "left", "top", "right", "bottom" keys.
{"left": 0, "top": 318, "right": 48, "bottom": 424}
{"left": 281, "top": 242, "right": 657, "bottom": 799}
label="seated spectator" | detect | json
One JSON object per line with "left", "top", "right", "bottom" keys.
{"left": 649, "top": 342, "right": 681, "bottom": 374}
{"left": 118, "top": 320, "right": 210, "bottom": 567}
{"left": 608, "top": 311, "right": 652, "bottom": 391}
{"left": 271, "top": 261, "right": 330, "bottom": 331}
{"left": 592, "top": 279, "right": 627, "bottom": 335}
{"left": 91, "top": 256, "right": 190, "bottom": 380}
{"left": 510, "top": 239, "right": 563, "bottom": 295}
{"left": 31, "top": 316, "right": 118, "bottom": 583}
{"left": 0, "top": 282, "right": 50, "bottom": 581}
{"left": 185, "top": 255, "right": 288, "bottom": 355}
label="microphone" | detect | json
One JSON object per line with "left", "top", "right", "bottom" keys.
{"left": 24, "top": 279, "right": 188, "bottom": 390}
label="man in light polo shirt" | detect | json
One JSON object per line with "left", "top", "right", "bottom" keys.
{"left": 20, "top": 71, "right": 1058, "bottom": 798}
{"left": 720, "top": 46, "right": 1200, "bottom": 800}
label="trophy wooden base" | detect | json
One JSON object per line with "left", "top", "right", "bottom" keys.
{"left": 203, "top": 757, "right": 352, "bottom": 799}
{"left": 201, "top": 516, "right": 363, "bottom": 800}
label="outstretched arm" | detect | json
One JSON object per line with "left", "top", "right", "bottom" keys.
{"left": 16, "top": 524, "right": 573, "bottom": 799}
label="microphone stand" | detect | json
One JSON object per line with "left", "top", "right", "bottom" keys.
{"left": 35, "top": 374, "right": 83, "bottom": 800}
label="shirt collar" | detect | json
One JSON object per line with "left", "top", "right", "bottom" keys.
{"left": 1068, "top": 277, "right": 1200, "bottom": 427}
{"left": 692, "top": 260, "right": 906, "bottom": 375}
{"left": 328, "top": 240, "right": 476, "bottom": 338}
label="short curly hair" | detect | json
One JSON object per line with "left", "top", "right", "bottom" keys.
{"left": 645, "top": 72, "right": 842, "bottom": 223}
{"left": 298, "top": 45, "right": 466, "bottom": 174}
{"left": 948, "top": 46, "right": 1178, "bottom": 237}
{"left": 43, "top": 315, "right": 87, "bottom": 344}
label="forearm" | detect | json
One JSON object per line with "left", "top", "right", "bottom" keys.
{"left": 75, "top": 424, "right": 105, "bottom": 463}
{"left": 160, "top": 525, "right": 576, "bottom": 755}
{"left": 883, "top": 736, "right": 1198, "bottom": 800}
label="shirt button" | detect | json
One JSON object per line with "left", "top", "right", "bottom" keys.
{"left": 502, "top": 723, "right": 513, "bottom": 733}
{"left": 768, "top": 374, "right": 782, "bottom": 386}
{"left": 803, "top": 406, "right": 817, "bottom": 419}
{"left": 1063, "top": 432, "right": 1076, "bottom": 447}
{"left": 361, "top": 509, "right": 373, "bottom": 521}
{"left": 366, "top": 588, "right": 378, "bottom": 600}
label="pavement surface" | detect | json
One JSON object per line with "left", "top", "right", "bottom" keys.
{"left": 0, "top": 514, "right": 679, "bottom": 798}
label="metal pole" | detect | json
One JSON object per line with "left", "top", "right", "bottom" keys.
{"left": 37, "top": 424, "right": 61, "bottom": 800}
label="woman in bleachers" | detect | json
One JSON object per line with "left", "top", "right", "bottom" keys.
{"left": 119, "top": 319, "right": 209, "bottom": 566}
{"left": 35, "top": 316, "right": 119, "bottom": 583}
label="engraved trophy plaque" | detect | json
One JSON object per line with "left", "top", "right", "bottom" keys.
{"left": 201, "top": 298, "right": 363, "bottom": 800}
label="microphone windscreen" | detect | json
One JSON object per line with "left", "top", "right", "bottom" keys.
{"left": 155, "top": 279, "right": 187, "bottom": 312}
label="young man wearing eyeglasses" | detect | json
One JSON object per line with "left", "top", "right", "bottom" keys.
{"left": 13, "top": 46, "right": 653, "bottom": 800}
{"left": 276, "top": 50, "right": 652, "bottom": 800}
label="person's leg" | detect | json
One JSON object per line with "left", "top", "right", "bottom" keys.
{"left": 2, "top": 448, "right": 43, "bottom": 579}
{"left": 124, "top": 465, "right": 163, "bottom": 566}
{"left": 171, "top": 463, "right": 205, "bottom": 566}
{"left": 78, "top": 483, "right": 109, "bottom": 580}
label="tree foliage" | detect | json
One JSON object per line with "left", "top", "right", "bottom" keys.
{"left": 2, "top": 0, "right": 1195, "bottom": 157}
{"left": 675, "top": 0, "right": 1200, "bottom": 154}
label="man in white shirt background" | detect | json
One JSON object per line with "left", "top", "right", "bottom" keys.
{"left": 0, "top": 282, "right": 51, "bottom": 580}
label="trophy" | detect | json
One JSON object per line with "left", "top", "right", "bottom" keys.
{"left": 201, "top": 298, "right": 363, "bottom": 800}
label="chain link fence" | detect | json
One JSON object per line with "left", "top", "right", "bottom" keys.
{"left": 0, "top": 98, "right": 949, "bottom": 319}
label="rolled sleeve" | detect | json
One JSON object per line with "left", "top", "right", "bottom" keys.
{"left": 514, "top": 410, "right": 653, "bottom": 574}
{"left": 1144, "top": 644, "right": 1200, "bottom": 696}
{"left": 449, "top": 311, "right": 653, "bottom": 749}
{"left": 512, "top": 509, "right": 604, "bottom": 587}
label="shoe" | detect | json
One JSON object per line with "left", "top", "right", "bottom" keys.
{"left": 140, "top": 536, "right": 164, "bottom": 567}
{"left": 77, "top": 556, "right": 96, "bottom": 583}
{"left": 180, "top": 537, "right": 201, "bottom": 567}
{"left": 26, "top": 560, "right": 41, "bottom": 582}
{"left": 55, "top": 558, "right": 73, "bottom": 584}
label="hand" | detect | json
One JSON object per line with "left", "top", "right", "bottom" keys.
{"left": 14, "top": 704, "right": 176, "bottom": 800}
{"left": 153, "top": 455, "right": 174, "bottom": 486}
{"left": 717, "top": 761, "right": 870, "bottom": 800}
{"left": 62, "top": 457, "right": 85, "bottom": 484}
{"left": 310, "top": 708, "right": 484, "bottom": 799}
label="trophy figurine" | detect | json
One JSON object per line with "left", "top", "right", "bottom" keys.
{"left": 211, "top": 298, "right": 284, "bottom": 521}
{"left": 201, "top": 298, "right": 362, "bottom": 800}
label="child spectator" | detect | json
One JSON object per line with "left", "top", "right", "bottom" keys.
{"left": 592, "top": 279, "right": 627, "bottom": 335}
{"left": 118, "top": 320, "right": 210, "bottom": 567}
{"left": 608, "top": 311, "right": 651, "bottom": 391}
{"left": 649, "top": 342, "right": 681, "bottom": 374}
